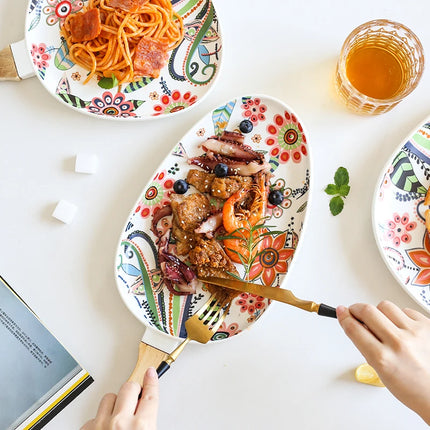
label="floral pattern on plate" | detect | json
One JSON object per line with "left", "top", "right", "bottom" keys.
{"left": 25, "top": 0, "right": 222, "bottom": 120}
{"left": 373, "top": 119, "right": 430, "bottom": 312}
{"left": 115, "top": 95, "right": 311, "bottom": 341}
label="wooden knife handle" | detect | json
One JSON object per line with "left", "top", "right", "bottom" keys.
{"left": 128, "top": 342, "right": 167, "bottom": 386}
{"left": 0, "top": 46, "right": 20, "bottom": 81}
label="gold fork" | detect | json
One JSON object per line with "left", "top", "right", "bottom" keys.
{"left": 156, "top": 291, "right": 231, "bottom": 377}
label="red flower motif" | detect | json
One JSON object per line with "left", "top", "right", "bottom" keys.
{"left": 241, "top": 97, "right": 267, "bottom": 125}
{"left": 30, "top": 43, "right": 51, "bottom": 70}
{"left": 407, "top": 233, "right": 430, "bottom": 285}
{"left": 134, "top": 171, "right": 174, "bottom": 218}
{"left": 385, "top": 213, "right": 416, "bottom": 247}
{"left": 236, "top": 293, "right": 266, "bottom": 315}
{"left": 265, "top": 111, "right": 307, "bottom": 164}
{"left": 153, "top": 90, "right": 197, "bottom": 116}
{"left": 249, "top": 231, "right": 295, "bottom": 286}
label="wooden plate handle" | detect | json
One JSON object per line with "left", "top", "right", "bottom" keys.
{"left": 0, "top": 45, "right": 20, "bottom": 81}
{"left": 128, "top": 342, "right": 168, "bottom": 386}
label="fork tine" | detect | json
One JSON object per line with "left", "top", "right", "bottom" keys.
{"left": 156, "top": 292, "right": 232, "bottom": 377}
{"left": 204, "top": 299, "right": 227, "bottom": 326}
{"left": 210, "top": 303, "right": 231, "bottom": 332}
{"left": 195, "top": 293, "right": 218, "bottom": 317}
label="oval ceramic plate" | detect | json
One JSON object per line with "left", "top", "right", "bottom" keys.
{"left": 24, "top": 0, "right": 222, "bottom": 120}
{"left": 115, "top": 95, "right": 312, "bottom": 342}
{"left": 373, "top": 117, "right": 430, "bottom": 313}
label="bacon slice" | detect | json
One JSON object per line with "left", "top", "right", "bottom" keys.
{"left": 134, "top": 37, "right": 169, "bottom": 78}
{"left": 107, "top": 0, "right": 149, "bottom": 12}
{"left": 69, "top": 9, "right": 101, "bottom": 43}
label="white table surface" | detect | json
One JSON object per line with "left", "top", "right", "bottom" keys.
{"left": 2, "top": 0, "right": 430, "bottom": 429}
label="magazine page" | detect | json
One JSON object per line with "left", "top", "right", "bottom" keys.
{"left": 0, "top": 277, "right": 93, "bottom": 430}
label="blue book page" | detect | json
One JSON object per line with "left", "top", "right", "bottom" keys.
{"left": 0, "top": 281, "right": 81, "bottom": 430}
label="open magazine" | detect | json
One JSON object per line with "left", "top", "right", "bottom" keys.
{"left": 0, "top": 276, "right": 93, "bottom": 430}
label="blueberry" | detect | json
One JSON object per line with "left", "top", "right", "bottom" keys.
{"left": 173, "top": 179, "right": 189, "bottom": 194}
{"left": 268, "top": 190, "right": 284, "bottom": 205}
{"left": 214, "top": 163, "right": 229, "bottom": 177}
{"left": 239, "top": 119, "right": 253, "bottom": 134}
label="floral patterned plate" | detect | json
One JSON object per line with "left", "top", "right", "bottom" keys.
{"left": 24, "top": 0, "right": 222, "bottom": 120}
{"left": 115, "top": 94, "right": 312, "bottom": 343}
{"left": 373, "top": 117, "right": 430, "bottom": 313}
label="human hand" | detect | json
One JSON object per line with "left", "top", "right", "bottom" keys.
{"left": 337, "top": 301, "right": 430, "bottom": 425}
{"left": 81, "top": 367, "right": 159, "bottom": 430}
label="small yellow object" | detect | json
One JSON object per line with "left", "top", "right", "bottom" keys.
{"left": 355, "top": 363, "right": 385, "bottom": 387}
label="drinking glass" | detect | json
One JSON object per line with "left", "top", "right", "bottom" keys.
{"left": 335, "top": 19, "right": 424, "bottom": 115}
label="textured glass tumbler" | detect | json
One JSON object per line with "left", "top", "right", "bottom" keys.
{"left": 335, "top": 20, "right": 424, "bottom": 115}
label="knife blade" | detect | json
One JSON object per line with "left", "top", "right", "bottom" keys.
{"left": 199, "top": 276, "right": 337, "bottom": 318}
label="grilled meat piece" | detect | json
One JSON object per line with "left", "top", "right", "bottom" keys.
{"left": 211, "top": 176, "right": 252, "bottom": 199}
{"left": 170, "top": 193, "right": 211, "bottom": 232}
{"left": 186, "top": 169, "right": 252, "bottom": 199}
{"left": 189, "top": 237, "right": 239, "bottom": 279}
{"left": 186, "top": 169, "right": 215, "bottom": 193}
{"left": 172, "top": 219, "right": 197, "bottom": 256}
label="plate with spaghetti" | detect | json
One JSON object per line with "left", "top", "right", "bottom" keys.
{"left": 24, "top": 0, "right": 222, "bottom": 120}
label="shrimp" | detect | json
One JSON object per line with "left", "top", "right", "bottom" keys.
{"left": 222, "top": 172, "right": 267, "bottom": 264}
{"left": 222, "top": 172, "right": 267, "bottom": 233}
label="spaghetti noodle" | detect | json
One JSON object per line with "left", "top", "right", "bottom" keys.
{"left": 61, "top": 0, "right": 184, "bottom": 84}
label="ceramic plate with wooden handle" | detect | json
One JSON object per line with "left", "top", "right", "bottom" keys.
{"left": 115, "top": 94, "right": 312, "bottom": 384}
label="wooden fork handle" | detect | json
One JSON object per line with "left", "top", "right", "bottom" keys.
{"left": 128, "top": 342, "right": 168, "bottom": 386}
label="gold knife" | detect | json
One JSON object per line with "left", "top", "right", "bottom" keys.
{"left": 199, "top": 276, "right": 337, "bottom": 318}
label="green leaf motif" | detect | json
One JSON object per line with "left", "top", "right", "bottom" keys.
{"left": 212, "top": 100, "right": 236, "bottom": 136}
{"left": 58, "top": 93, "right": 90, "bottom": 108}
{"left": 390, "top": 151, "right": 427, "bottom": 194}
{"left": 123, "top": 77, "right": 154, "bottom": 93}
{"left": 330, "top": 196, "right": 344, "bottom": 216}
{"left": 132, "top": 99, "right": 145, "bottom": 110}
{"left": 54, "top": 39, "right": 74, "bottom": 71}
{"left": 334, "top": 167, "right": 349, "bottom": 187}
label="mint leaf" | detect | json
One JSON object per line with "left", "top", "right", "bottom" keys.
{"left": 325, "top": 184, "right": 340, "bottom": 195}
{"left": 334, "top": 167, "right": 349, "bottom": 187}
{"left": 338, "top": 184, "right": 350, "bottom": 197}
{"left": 98, "top": 74, "right": 119, "bottom": 89}
{"left": 329, "top": 196, "right": 344, "bottom": 216}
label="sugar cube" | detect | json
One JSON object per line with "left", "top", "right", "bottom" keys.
{"left": 52, "top": 200, "right": 78, "bottom": 224}
{"left": 75, "top": 153, "right": 98, "bottom": 174}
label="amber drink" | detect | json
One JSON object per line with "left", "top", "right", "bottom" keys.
{"left": 335, "top": 20, "right": 424, "bottom": 115}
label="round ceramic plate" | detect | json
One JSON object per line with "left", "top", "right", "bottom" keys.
{"left": 24, "top": 0, "right": 222, "bottom": 120}
{"left": 373, "top": 116, "right": 430, "bottom": 313}
{"left": 115, "top": 94, "right": 312, "bottom": 342}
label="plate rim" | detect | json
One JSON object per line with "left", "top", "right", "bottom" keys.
{"left": 114, "top": 93, "right": 314, "bottom": 340}
{"left": 371, "top": 113, "right": 430, "bottom": 313}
